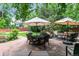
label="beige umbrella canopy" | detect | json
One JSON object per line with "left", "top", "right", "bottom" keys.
{"left": 55, "top": 17, "right": 79, "bottom": 40}
{"left": 24, "top": 17, "right": 50, "bottom": 26}
{"left": 55, "top": 17, "right": 79, "bottom": 25}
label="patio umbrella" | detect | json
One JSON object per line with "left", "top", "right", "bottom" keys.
{"left": 25, "top": 17, "right": 50, "bottom": 26}
{"left": 55, "top": 17, "right": 79, "bottom": 26}
{"left": 55, "top": 17, "right": 79, "bottom": 31}
{"left": 55, "top": 17, "right": 79, "bottom": 40}
{"left": 24, "top": 17, "right": 50, "bottom": 32}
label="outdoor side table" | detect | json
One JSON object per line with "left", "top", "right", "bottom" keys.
{"left": 63, "top": 41, "right": 75, "bottom": 56}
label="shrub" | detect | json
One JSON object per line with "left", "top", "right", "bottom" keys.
{"left": 0, "top": 18, "right": 6, "bottom": 28}
{"left": 29, "top": 26, "right": 45, "bottom": 32}
{"left": 7, "top": 29, "right": 19, "bottom": 41}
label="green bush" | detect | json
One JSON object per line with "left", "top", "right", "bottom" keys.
{"left": 7, "top": 29, "right": 19, "bottom": 41}
{"left": 29, "top": 26, "right": 45, "bottom": 32}
{"left": 0, "top": 17, "right": 6, "bottom": 28}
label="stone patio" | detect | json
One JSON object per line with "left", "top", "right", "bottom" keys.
{"left": 0, "top": 37, "right": 66, "bottom": 56}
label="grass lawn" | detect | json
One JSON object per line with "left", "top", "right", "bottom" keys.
{"left": 18, "top": 32, "right": 27, "bottom": 37}
{"left": 0, "top": 31, "right": 40, "bottom": 42}
{"left": 0, "top": 32, "right": 10, "bottom": 36}
{"left": 0, "top": 31, "right": 40, "bottom": 37}
{"left": 0, "top": 31, "right": 27, "bottom": 37}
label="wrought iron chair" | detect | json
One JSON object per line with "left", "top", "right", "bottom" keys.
{"left": 68, "top": 33, "right": 78, "bottom": 42}
{"left": 27, "top": 33, "right": 37, "bottom": 44}
{"left": 40, "top": 32, "right": 50, "bottom": 45}
{"left": 66, "top": 43, "right": 79, "bottom": 56}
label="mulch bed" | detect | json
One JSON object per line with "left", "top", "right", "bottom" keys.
{"left": 0, "top": 27, "right": 28, "bottom": 32}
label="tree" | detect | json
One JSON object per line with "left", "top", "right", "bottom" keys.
{"left": 1, "top": 3, "right": 13, "bottom": 28}
{"left": 12, "top": 3, "right": 31, "bottom": 21}
{"left": 0, "top": 3, "right": 79, "bottom": 30}
{"left": 0, "top": 17, "right": 6, "bottom": 28}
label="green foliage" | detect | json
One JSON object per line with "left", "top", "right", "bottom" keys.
{"left": 7, "top": 29, "right": 19, "bottom": 41}
{"left": 12, "top": 3, "right": 30, "bottom": 21}
{"left": 1, "top": 3, "right": 79, "bottom": 32}
{"left": 0, "top": 18, "right": 7, "bottom": 28}
{"left": 29, "top": 26, "right": 45, "bottom": 32}
{"left": 32, "top": 3, "right": 79, "bottom": 32}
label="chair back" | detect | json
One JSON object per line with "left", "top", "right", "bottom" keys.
{"left": 43, "top": 33, "right": 50, "bottom": 42}
{"left": 27, "top": 33, "right": 33, "bottom": 41}
{"left": 74, "top": 43, "right": 79, "bottom": 56}
{"left": 70, "top": 33, "right": 78, "bottom": 39}
{"left": 39, "top": 32, "right": 50, "bottom": 43}
{"left": 69, "top": 33, "right": 78, "bottom": 42}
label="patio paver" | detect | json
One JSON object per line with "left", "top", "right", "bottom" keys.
{"left": 30, "top": 51, "right": 49, "bottom": 56}
{"left": 0, "top": 37, "right": 66, "bottom": 56}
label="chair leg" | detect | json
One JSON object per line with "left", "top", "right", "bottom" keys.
{"left": 27, "top": 40, "right": 30, "bottom": 44}
{"left": 48, "top": 41, "right": 51, "bottom": 48}
{"left": 28, "top": 50, "right": 32, "bottom": 56}
{"left": 44, "top": 43, "right": 46, "bottom": 49}
{"left": 29, "top": 41, "right": 30, "bottom": 44}
{"left": 48, "top": 40, "right": 50, "bottom": 45}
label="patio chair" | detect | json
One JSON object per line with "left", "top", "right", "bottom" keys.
{"left": 37, "top": 35, "right": 45, "bottom": 45}
{"left": 35, "top": 35, "right": 48, "bottom": 49}
{"left": 27, "top": 33, "right": 40, "bottom": 45}
{"left": 66, "top": 43, "right": 79, "bottom": 56}
{"left": 44, "top": 34, "right": 50, "bottom": 45}
{"left": 26, "top": 33, "right": 33, "bottom": 44}
{"left": 40, "top": 32, "right": 50, "bottom": 45}
{"left": 68, "top": 33, "right": 78, "bottom": 42}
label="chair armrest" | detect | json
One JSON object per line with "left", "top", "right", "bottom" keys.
{"left": 67, "top": 48, "right": 73, "bottom": 55}
{"left": 67, "top": 46, "right": 74, "bottom": 56}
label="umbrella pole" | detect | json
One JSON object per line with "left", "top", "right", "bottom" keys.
{"left": 36, "top": 23, "right": 38, "bottom": 35}
{"left": 67, "top": 22, "right": 69, "bottom": 41}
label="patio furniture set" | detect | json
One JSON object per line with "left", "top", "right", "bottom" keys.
{"left": 27, "top": 32, "right": 50, "bottom": 47}
{"left": 63, "top": 41, "right": 79, "bottom": 56}
{"left": 57, "top": 32, "right": 78, "bottom": 41}
{"left": 63, "top": 32, "right": 79, "bottom": 56}
{"left": 26, "top": 32, "right": 50, "bottom": 56}
{"left": 25, "top": 17, "right": 79, "bottom": 56}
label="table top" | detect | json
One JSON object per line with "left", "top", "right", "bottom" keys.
{"left": 63, "top": 40, "right": 76, "bottom": 45}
